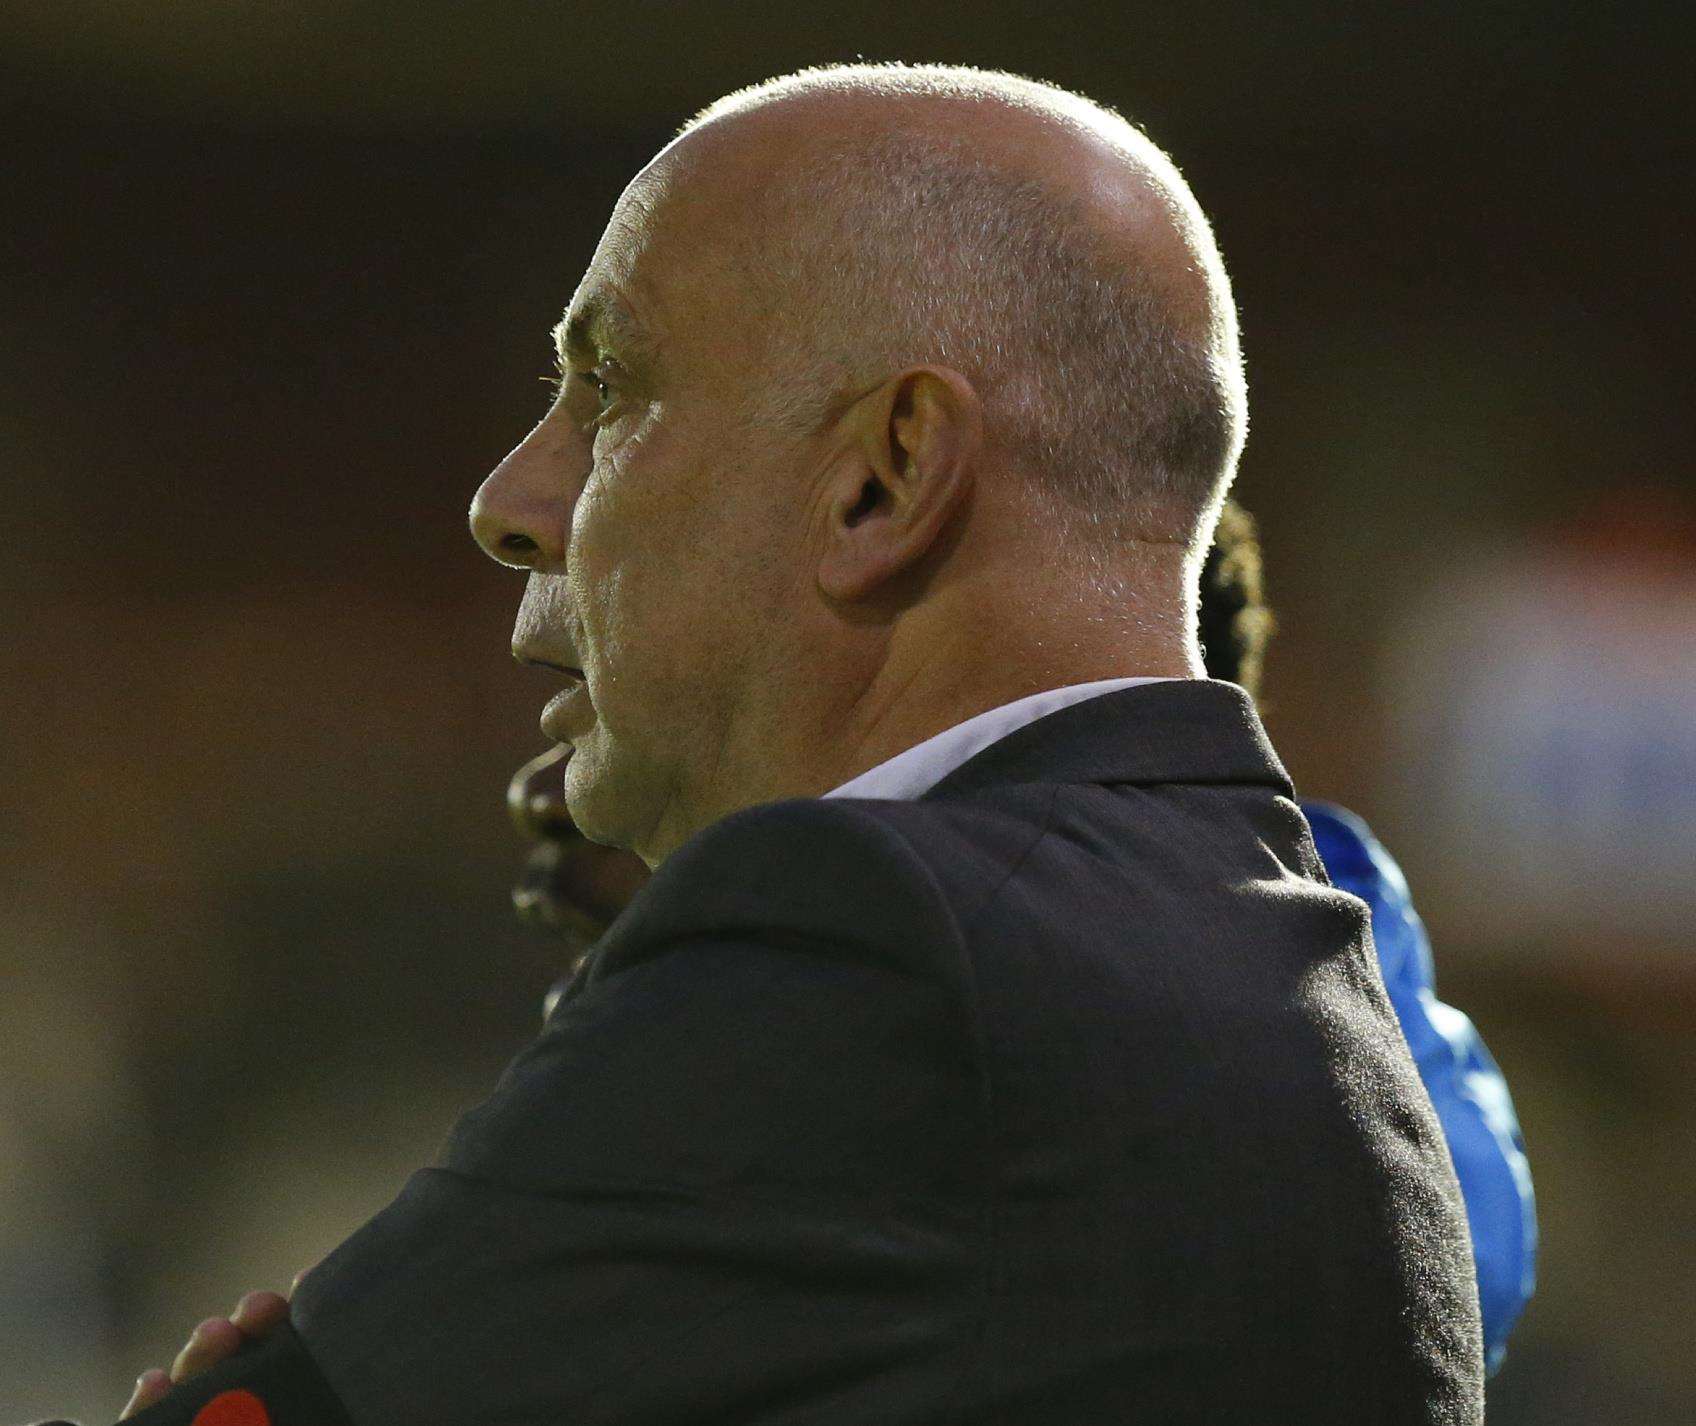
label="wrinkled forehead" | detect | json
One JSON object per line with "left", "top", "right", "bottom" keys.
{"left": 569, "top": 145, "right": 763, "bottom": 374}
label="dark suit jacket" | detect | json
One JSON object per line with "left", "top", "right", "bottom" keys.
{"left": 117, "top": 677, "right": 1484, "bottom": 1425}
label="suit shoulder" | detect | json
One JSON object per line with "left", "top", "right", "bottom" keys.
{"left": 679, "top": 792, "right": 937, "bottom": 869}
{"left": 592, "top": 796, "right": 967, "bottom": 988}
{"left": 1301, "top": 799, "right": 1416, "bottom": 912}
{"left": 669, "top": 794, "right": 956, "bottom": 921}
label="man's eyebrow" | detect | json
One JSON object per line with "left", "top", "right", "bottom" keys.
{"left": 552, "top": 294, "right": 655, "bottom": 369}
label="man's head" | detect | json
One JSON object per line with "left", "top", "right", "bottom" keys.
{"left": 470, "top": 61, "right": 1248, "bottom": 869}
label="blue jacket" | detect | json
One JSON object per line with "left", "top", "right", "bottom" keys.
{"left": 1303, "top": 800, "right": 1538, "bottom": 1376}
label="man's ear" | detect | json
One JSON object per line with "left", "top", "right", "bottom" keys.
{"left": 816, "top": 366, "right": 983, "bottom": 604}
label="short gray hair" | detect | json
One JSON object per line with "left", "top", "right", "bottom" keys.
{"left": 677, "top": 62, "right": 1248, "bottom": 571}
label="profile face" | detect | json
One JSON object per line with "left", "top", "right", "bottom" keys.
{"left": 469, "top": 134, "right": 817, "bottom": 869}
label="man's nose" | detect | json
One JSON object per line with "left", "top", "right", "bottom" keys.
{"left": 469, "top": 430, "right": 569, "bottom": 570}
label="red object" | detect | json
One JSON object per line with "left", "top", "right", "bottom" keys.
{"left": 189, "top": 1390, "right": 271, "bottom": 1426}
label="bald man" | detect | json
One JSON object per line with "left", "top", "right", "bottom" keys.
{"left": 104, "top": 62, "right": 1483, "bottom": 1426}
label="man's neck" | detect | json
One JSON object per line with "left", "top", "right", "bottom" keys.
{"left": 649, "top": 551, "right": 1200, "bottom": 866}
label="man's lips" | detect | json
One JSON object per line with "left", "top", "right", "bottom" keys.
{"left": 540, "top": 680, "right": 590, "bottom": 743}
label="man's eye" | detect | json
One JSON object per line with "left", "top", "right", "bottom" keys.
{"left": 576, "top": 370, "right": 618, "bottom": 429}
{"left": 541, "top": 367, "right": 613, "bottom": 406}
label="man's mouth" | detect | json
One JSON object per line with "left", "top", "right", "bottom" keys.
{"left": 540, "top": 681, "right": 590, "bottom": 743}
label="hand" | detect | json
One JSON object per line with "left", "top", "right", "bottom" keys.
{"left": 118, "top": 1271, "right": 307, "bottom": 1420}
{"left": 508, "top": 746, "right": 652, "bottom": 951}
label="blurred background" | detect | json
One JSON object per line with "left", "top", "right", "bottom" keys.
{"left": 2, "top": 2, "right": 1691, "bottom": 1420}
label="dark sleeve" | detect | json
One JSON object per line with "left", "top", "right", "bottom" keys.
{"left": 130, "top": 799, "right": 988, "bottom": 1426}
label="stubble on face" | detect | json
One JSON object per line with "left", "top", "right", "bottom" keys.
{"left": 551, "top": 186, "right": 806, "bottom": 864}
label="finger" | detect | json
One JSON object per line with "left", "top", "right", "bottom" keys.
{"left": 170, "top": 1316, "right": 243, "bottom": 1384}
{"left": 229, "top": 1290, "right": 290, "bottom": 1336}
{"left": 120, "top": 1368, "right": 172, "bottom": 1419}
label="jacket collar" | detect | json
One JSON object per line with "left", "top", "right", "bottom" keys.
{"left": 544, "top": 678, "right": 1290, "bottom": 1022}
{"left": 918, "top": 677, "right": 1293, "bottom": 802}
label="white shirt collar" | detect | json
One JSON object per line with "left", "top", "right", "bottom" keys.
{"left": 821, "top": 676, "right": 1177, "bottom": 802}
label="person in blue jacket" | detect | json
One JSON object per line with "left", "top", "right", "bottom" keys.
{"left": 1198, "top": 498, "right": 1538, "bottom": 1376}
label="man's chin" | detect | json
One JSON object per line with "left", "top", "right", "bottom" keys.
{"left": 559, "top": 741, "right": 668, "bottom": 866}
{"left": 558, "top": 748, "right": 611, "bottom": 838}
